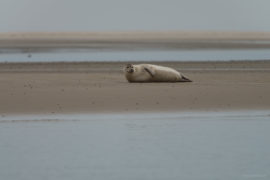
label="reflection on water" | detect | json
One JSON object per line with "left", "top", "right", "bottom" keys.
{"left": 0, "top": 111, "right": 270, "bottom": 180}
{"left": 1, "top": 48, "right": 270, "bottom": 62}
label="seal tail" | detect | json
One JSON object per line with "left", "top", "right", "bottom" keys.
{"left": 180, "top": 74, "right": 192, "bottom": 82}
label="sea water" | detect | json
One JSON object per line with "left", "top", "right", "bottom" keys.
{"left": 0, "top": 111, "right": 269, "bottom": 180}
{"left": 1, "top": 48, "right": 270, "bottom": 62}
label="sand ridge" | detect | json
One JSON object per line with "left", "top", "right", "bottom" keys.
{"left": 0, "top": 61, "right": 269, "bottom": 115}
{"left": 1, "top": 31, "right": 270, "bottom": 49}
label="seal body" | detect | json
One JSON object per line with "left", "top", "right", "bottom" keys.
{"left": 124, "top": 64, "right": 192, "bottom": 82}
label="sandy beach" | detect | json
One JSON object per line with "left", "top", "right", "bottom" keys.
{"left": 1, "top": 32, "right": 270, "bottom": 115}
{"left": 0, "top": 61, "right": 269, "bottom": 115}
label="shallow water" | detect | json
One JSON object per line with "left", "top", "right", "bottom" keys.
{"left": 0, "top": 111, "right": 270, "bottom": 180}
{"left": 1, "top": 48, "right": 270, "bottom": 62}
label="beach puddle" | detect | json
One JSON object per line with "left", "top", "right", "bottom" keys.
{"left": 2, "top": 48, "right": 270, "bottom": 62}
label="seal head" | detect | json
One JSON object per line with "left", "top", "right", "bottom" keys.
{"left": 125, "top": 64, "right": 134, "bottom": 73}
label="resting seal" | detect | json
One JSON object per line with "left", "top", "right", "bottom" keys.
{"left": 124, "top": 64, "right": 192, "bottom": 82}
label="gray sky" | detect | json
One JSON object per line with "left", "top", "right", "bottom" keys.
{"left": 0, "top": 0, "right": 270, "bottom": 32}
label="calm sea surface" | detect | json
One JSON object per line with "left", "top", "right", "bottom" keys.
{"left": 0, "top": 111, "right": 270, "bottom": 180}
{"left": 1, "top": 48, "right": 270, "bottom": 62}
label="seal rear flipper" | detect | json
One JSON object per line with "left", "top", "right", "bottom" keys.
{"left": 180, "top": 75, "right": 192, "bottom": 82}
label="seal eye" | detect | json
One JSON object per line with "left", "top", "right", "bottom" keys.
{"left": 126, "top": 64, "right": 133, "bottom": 68}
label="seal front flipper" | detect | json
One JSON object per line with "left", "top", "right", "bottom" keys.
{"left": 144, "top": 67, "right": 154, "bottom": 77}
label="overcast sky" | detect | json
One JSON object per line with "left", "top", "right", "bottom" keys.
{"left": 0, "top": 0, "right": 269, "bottom": 32}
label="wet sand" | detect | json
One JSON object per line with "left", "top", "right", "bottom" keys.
{"left": 0, "top": 61, "right": 270, "bottom": 115}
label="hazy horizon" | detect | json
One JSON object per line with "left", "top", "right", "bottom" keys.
{"left": 1, "top": 0, "right": 270, "bottom": 33}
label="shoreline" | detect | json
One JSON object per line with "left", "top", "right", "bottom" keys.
{"left": 1, "top": 61, "right": 269, "bottom": 115}
{"left": 1, "top": 110, "right": 270, "bottom": 121}
{"left": 1, "top": 60, "right": 269, "bottom": 72}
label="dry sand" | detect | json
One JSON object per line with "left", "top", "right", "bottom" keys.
{"left": 0, "top": 61, "right": 269, "bottom": 115}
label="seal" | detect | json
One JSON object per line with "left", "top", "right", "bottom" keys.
{"left": 124, "top": 64, "right": 192, "bottom": 82}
